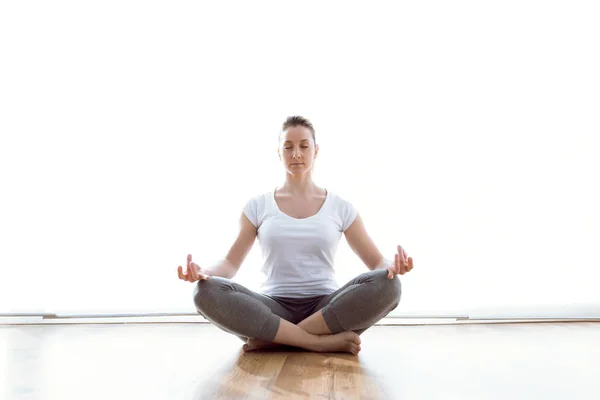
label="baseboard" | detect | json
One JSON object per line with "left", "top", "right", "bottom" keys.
{"left": 1, "top": 314, "right": 599, "bottom": 326}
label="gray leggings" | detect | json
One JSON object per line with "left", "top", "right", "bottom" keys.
{"left": 192, "top": 269, "right": 401, "bottom": 342}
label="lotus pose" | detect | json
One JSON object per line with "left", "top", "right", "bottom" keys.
{"left": 177, "top": 116, "right": 414, "bottom": 355}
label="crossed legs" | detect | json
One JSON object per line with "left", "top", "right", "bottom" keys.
{"left": 193, "top": 269, "right": 401, "bottom": 354}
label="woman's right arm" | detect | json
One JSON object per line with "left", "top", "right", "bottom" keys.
{"left": 203, "top": 212, "right": 257, "bottom": 279}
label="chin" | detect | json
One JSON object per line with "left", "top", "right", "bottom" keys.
{"left": 289, "top": 167, "right": 310, "bottom": 175}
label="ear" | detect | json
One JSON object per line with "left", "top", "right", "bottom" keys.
{"left": 314, "top": 144, "right": 320, "bottom": 158}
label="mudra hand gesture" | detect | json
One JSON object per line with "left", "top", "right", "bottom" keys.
{"left": 177, "top": 254, "right": 210, "bottom": 282}
{"left": 386, "top": 245, "right": 414, "bottom": 279}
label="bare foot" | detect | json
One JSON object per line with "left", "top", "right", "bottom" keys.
{"left": 314, "top": 331, "right": 361, "bottom": 355}
{"left": 242, "top": 338, "right": 283, "bottom": 352}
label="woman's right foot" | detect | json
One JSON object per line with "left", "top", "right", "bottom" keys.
{"left": 243, "top": 338, "right": 282, "bottom": 352}
{"left": 313, "top": 331, "right": 361, "bottom": 355}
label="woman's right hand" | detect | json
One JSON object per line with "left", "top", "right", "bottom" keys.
{"left": 177, "top": 254, "right": 210, "bottom": 282}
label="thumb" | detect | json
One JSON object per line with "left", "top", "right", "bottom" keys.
{"left": 387, "top": 268, "right": 393, "bottom": 279}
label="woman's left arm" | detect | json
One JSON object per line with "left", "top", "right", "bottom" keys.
{"left": 344, "top": 213, "right": 414, "bottom": 277}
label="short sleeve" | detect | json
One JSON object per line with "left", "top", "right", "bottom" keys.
{"left": 340, "top": 198, "right": 358, "bottom": 232}
{"left": 242, "top": 197, "right": 259, "bottom": 228}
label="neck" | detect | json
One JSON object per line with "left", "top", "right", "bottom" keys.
{"left": 279, "top": 171, "right": 319, "bottom": 196}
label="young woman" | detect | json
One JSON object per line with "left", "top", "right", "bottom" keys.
{"left": 177, "top": 116, "right": 414, "bottom": 355}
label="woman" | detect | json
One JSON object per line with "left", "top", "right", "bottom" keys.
{"left": 177, "top": 116, "right": 414, "bottom": 355}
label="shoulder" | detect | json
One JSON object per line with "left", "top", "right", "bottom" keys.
{"left": 242, "top": 190, "right": 273, "bottom": 227}
{"left": 245, "top": 190, "right": 271, "bottom": 204}
{"left": 243, "top": 190, "right": 272, "bottom": 212}
{"left": 328, "top": 190, "right": 356, "bottom": 210}
{"left": 327, "top": 190, "right": 359, "bottom": 231}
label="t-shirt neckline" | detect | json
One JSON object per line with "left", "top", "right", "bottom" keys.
{"left": 272, "top": 188, "right": 329, "bottom": 221}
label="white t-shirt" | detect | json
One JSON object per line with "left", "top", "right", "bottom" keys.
{"left": 242, "top": 189, "right": 358, "bottom": 298}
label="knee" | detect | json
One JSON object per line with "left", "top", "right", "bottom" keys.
{"left": 192, "top": 277, "right": 231, "bottom": 311}
{"left": 371, "top": 269, "right": 402, "bottom": 307}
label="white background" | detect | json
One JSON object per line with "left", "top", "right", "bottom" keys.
{"left": 1, "top": 1, "right": 599, "bottom": 318}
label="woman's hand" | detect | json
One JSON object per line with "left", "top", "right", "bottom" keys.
{"left": 387, "top": 245, "right": 414, "bottom": 279}
{"left": 177, "top": 254, "right": 210, "bottom": 282}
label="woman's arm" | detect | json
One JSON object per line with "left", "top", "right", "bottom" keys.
{"left": 343, "top": 214, "right": 388, "bottom": 270}
{"left": 204, "top": 212, "right": 257, "bottom": 279}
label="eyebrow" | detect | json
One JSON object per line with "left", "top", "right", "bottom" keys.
{"left": 283, "top": 139, "right": 310, "bottom": 144}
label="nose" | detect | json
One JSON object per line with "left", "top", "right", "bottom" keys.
{"left": 292, "top": 147, "right": 301, "bottom": 159}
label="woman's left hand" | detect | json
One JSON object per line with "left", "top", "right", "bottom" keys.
{"left": 387, "top": 245, "right": 414, "bottom": 279}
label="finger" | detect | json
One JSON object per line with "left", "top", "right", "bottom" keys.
{"left": 396, "top": 246, "right": 404, "bottom": 273}
{"left": 394, "top": 253, "right": 399, "bottom": 275}
{"left": 398, "top": 245, "right": 407, "bottom": 265}
{"left": 408, "top": 257, "right": 414, "bottom": 271}
{"left": 188, "top": 255, "right": 200, "bottom": 281}
{"left": 180, "top": 265, "right": 189, "bottom": 281}
{"left": 186, "top": 262, "right": 194, "bottom": 282}
{"left": 182, "top": 269, "right": 191, "bottom": 282}
{"left": 402, "top": 248, "right": 409, "bottom": 273}
{"left": 398, "top": 252, "right": 406, "bottom": 275}
{"left": 190, "top": 262, "right": 199, "bottom": 281}
{"left": 387, "top": 267, "right": 394, "bottom": 279}
{"left": 177, "top": 266, "right": 185, "bottom": 280}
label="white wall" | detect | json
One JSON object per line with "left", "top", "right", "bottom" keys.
{"left": 1, "top": 1, "right": 599, "bottom": 318}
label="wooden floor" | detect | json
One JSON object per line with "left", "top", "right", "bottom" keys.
{"left": 1, "top": 322, "right": 599, "bottom": 399}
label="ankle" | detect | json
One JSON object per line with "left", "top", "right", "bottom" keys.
{"left": 308, "top": 333, "right": 330, "bottom": 352}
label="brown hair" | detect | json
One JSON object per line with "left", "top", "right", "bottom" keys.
{"left": 280, "top": 116, "right": 316, "bottom": 144}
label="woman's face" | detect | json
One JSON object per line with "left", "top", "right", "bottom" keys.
{"left": 278, "top": 126, "right": 319, "bottom": 175}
